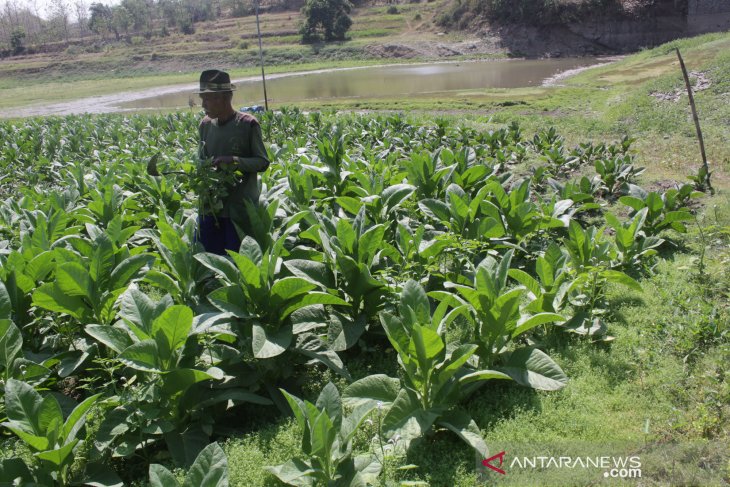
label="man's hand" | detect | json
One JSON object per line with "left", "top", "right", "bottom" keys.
{"left": 212, "top": 156, "right": 236, "bottom": 169}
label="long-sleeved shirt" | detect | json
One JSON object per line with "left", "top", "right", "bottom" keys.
{"left": 198, "top": 112, "right": 270, "bottom": 217}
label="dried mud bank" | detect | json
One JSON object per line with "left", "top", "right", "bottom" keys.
{"left": 476, "top": 1, "right": 730, "bottom": 58}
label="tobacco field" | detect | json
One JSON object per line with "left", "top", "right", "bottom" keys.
{"left": 0, "top": 108, "right": 727, "bottom": 487}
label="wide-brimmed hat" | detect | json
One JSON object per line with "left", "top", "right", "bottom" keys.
{"left": 193, "top": 69, "right": 236, "bottom": 94}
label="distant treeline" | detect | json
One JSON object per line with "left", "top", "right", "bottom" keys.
{"left": 436, "top": 0, "right": 688, "bottom": 29}
{"left": 0, "top": 0, "right": 305, "bottom": 55}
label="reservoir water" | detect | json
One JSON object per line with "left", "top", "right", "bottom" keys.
{"left": 119, "top": 57, "right": 601, "bottom": 110}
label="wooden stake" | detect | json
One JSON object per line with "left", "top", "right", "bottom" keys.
{"left": 675, "top": 47, "right": 713, "bottom": 194}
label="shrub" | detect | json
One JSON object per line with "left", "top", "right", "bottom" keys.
{"left": 386, "top": 5, "right": 398, "bottom": 14}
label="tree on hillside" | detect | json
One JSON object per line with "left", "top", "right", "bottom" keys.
{"left": 299, "top": 0, "right": 352, "bottom": 43}
{"left": 74, "top": 0, "right": 89, "bottom": 37}
{"left": 121, "top": 0, "right": 151, "bottom": 34}
{"left": 49, "top": 0, "right": 71, "bottom": 42}
{"left": 10, "top": 27, "right": 25, "bottom": 54}
{"left": 88, "top": 2, "right": 113, "bottom": 38}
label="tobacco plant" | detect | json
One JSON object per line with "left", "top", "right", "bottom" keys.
{"left": 267, "top": 383, "right": 381, "bottom": 486}
{"left": 344, "top": 281, "right": 495, "bottom": 455}
{"left": 430, "top": 251, "right": 568, "bottom": 390}
{"left": 619, "top": 185, "right": 697, "bottom": 236}
{"left": 149, "top": 442, "right": 229, "bottom": 487}
{"left": 0, "top": 379, "right": 106, "bottom": 486}
{"left": 0, "top": 320, "right": 50, "bottom": 394}
{"left": 197, "top": 234, "right": 349, "bottom": 364}
{"left": 295, "top": 211, "right": 389, "bottom": 350}
{"left": 32, "top": 232, "right": 155, "bottom": 326}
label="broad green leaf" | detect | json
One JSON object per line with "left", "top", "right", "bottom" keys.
{"left": 602, "top": 270, "right": 642, "bottom": 291}
{"left": 399, "top": 280, "right": 431, "bottom": 328}
{"left": 161, "top": 368, "right": 217, "bottom": 395}
{"left": 458, "top": 370, "right": 512, "bottom": 385}
{"left": 408, "top": 325, "right": 444, "bottom": 379}
{"left": 382, "top": 183, "right": 416, "bottom": 212}
{"left": 418, "top": 199, "right": 451, "bottom": 222}
{"left": 82, "top": 463, "right": 124, "bottom": 487}
{"left": 270, "top": 277, "right": 317, "bottom": 303}
{"left": 618, "top": 195, "right": 645, "bottom": 212}
{"left": 336, "top": 196, "right": 364, "bottom": 215}
{"left": 182, "top": 442, "right": 229, "bottom": 487}
{"left": 358, "top": 224, "right": 386, "bottom": 265}
{"left": 341, "top": 403, "right": 378, "bottom": 444}
{"left": 89, "top": 233, "right": 115, "bottom": 285}
{"left": 144, "top": 270, "right": 182, "bottom": 297}
{"left": 252, "top": 323, "right": 292, "bottom": 359}
{"left": 663, "top": 210, "right": 692, "bottom": 223}
{"left": 315, "top": 382, "right": 342, "bottom": 429}
{"left": 85, "top": 325, "right": 134, "bottom": 354}
{"left": 149, "top": 464, "right": 181, "bottom": 487}
{"left": 151, "top": 305, "right": 193, "bottom": 353}
{"left": 508, "top": 269, "right": 541, "bottom": 299}
{"left": 119, "top": 288, "right": 173, "bottom": 338}
{"left": 309, "top": 409, "right": 336, "bottom": 460}
{"left": 109, "top": 254, "right": 154, "bottom": 290}
{"left": 34, "top": 438, "right": 78, "bottom": 466}
{"left": 62, "top": 393, "right": 102, "bottom": 443}
{"left": 326, "top": 312, "right": 365, "bottom": 351}
{"left": 283, "top": 260, "right": 334, "bottom": 289}
{"left": 279, "top": 292, "right": 349, "bottom": 321}
{"left": 512, "top": 312, "right": 565, "bottom": 338}
{"left": 437, "top": 409, "right": 488, "bottom": 456}
{"left": 265, "top": 458, "right": 315, "bottom": 486}
{"left": 208, "top": 285, "right": 250, "bottom": 318}
{"left": 33, "top": 283, "right": 89, "bottom": 320}
{"left": 280, "top": 388, "right": 308, "bottom": 433}
{"left": 228, "top": 252, "right": 261, "bottom": 287}
{"left": 435, "top": 343, "right": 478, "bottom": 385}
{"left": 382, "top": 389, "right": 438, "bottom": 441}
{"left": 336, "top": 218, "right": 357, "bottom": 254}
{"left": 164, "top": 425, "right": 210, "bottom": 468}
{"left": 343, "top": 374, "right": 401, "bottom": 408}
{"left": 0, "top": 319, "right": 22, "bottom": 367}
{"left": 1, "top": 425, "right": 49, "bottom": 451}
{"left": 56, "top": 262, "right": 92, "bottom": 299}
{"left": 295, "top": 334, "right": 350, "bottom": 379}
{"left": 37, "top": 393, "right": 62, "bottom": 436}
{"left": 0, "top": 283, "right": 11, "bottom": 320}
{"left": 4, "top": 379, "right": 43, "bottom": 435}
{"left": 194, "top": 253, "right": 239, "bottom": 284}
{"left": 180, "top": 388, "right": 272, "bottom": 412}
{"left": 237, "top": 236, "right": 263, "bottom": 265}
{"left": 118, "top": 340, "right": 161, "bottom": 372}
{"left": 10, "top": 358, "right": 50, "bottom": 385}
{"left": 0, "top": 458, "right": 33, "bottom": 484}
{"left": 380, "top": 312, "right": 409, "bottom": 357}
{"left": 498, "top": 348, "right": 568, "bottom": 391}
{"left": 645, "top": 192, "right": 663, "bottom": 212}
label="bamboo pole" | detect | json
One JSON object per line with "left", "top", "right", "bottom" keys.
{"left": 255, "top": 0, "right": 269, "bottom": 111}
{"left": 675, "top": 47, "right": 713, "bottom": 194}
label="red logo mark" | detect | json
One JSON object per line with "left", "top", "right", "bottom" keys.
{"left": 482, "top": 451, "right": 507, "bottom": 475}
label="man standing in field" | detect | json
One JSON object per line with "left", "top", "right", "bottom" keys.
{"left": 194, "top": 69, "right": 270, "bottom": 254}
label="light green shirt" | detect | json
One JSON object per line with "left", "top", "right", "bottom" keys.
{"left": 198, "top": 112, "right": 270, "bottom": 217}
